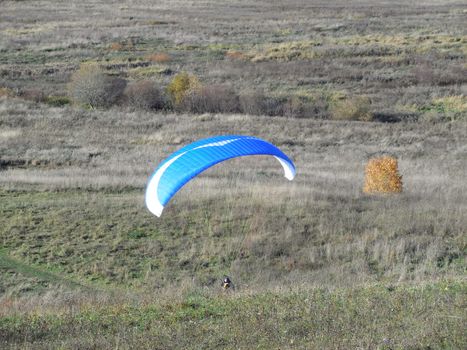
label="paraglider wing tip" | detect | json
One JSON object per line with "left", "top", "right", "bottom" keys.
{"left": 274, "top": 156, "right": 296, "bottom": 181}
{"left": 154, "top": 205, "right": 163, "bottom": 217}
{"left": 147, "top": 199, "right": 164, "bottom": 217}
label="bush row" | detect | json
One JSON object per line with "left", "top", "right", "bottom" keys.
{"left": 66, "top": 64, "right": 373, "bottom": 120}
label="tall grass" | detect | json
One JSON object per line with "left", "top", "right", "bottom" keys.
{"left": 0, "top": 99, "right": 465, "bottom": 293}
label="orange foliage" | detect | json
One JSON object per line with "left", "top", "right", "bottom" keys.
{"left": 225, "top": 51, "right": 246, "bottom": 60}
{"left": 363, "top": 156, "right": 402, "bottom": 194}
{"left": 145, "top": 53, "right": 171, "bottom": 63}
{"left": 109, "top": 42, "right": 125, "bottom": 51}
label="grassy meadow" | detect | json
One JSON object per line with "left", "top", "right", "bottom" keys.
{"left": 0, "top": 0, "right": 466, "bottom": 349}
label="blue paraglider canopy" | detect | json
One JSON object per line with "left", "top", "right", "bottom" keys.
{"left": 145, "top": 135, "right": 296, "bottom": 217}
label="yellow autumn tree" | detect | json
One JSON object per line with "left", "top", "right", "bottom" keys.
{"left": 166, "top": 72, "right": 200, "bottom": 107}
{"left": 363, "top": 156, "right": 403, "bottom": 194}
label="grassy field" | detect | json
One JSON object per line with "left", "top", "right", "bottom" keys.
{"left": 0, "top": 0, "right": 466, "bottom": 349}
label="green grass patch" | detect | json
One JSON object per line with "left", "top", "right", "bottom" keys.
{"left": 1, "top": 281, "right": 465, "bottom": 349}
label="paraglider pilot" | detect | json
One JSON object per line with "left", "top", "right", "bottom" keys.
{"left": 222, "top": 276, "right": 234, "bottom": 290}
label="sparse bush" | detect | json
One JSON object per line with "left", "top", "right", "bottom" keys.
{"left": 145, "top": 53, "right": 171, "bottom": 63}
{"left": 123, "top": 80, "right": 167, "bottom": 110}
{"left": 331, "top": 96, "right": 372, "bottom": 121}
{"left": 0, "top": 87, "right": 16, "bottom": 98}
{"left": 363, "top": 156, "right": 403, "bottom": 194}
{"left": 262, "top": 96, "right": 286, "bottom": 116}
{"left": 19, "top": 88, "right": 46, "bottom": 103}
{"left": 68, "top": 64, "right": 127, "bottom": 108}
{"left": 45, "top": 96, "right": 71, "bottom": 107}
{"left": 166, "top": 72, "right": 201, "bottom": 107}
{"left": 283, "top": 95, "right": 328, "bottom": 118}
{"left": 239, "top": 91, "right": 285, "bottom": 116}
{"left": 108, "top": 39, "right": 135, "bottom": 51}
{"left": 109, "top": 42, "right": 125, "bottom": 51}
{"left": 239, "top": 91, "right": 267, "bottom": 115}
{"left": 225, "top": 51, "right": 247, "bottom": 60}
{"left": 182, "top": 85, "right": 240, "bottom": 113}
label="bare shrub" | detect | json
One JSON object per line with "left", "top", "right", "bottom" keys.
{"left": 19, "top": 88, "right": 46, "bottom": 103}
{"left": 181, "top": 85, "right": 240, "bottom": 113}
{"left": 262, "top": 96, "right": 286, "bottom": 116}
{"left": 412, "top": 65, "right": 436, "bottom": 86}
{"left": 239, "top": 91, "right": 285, "bottom": 116}
{"left": 363, "top": 156, "right": 403, "bottom": 194}
{"left": 68, "top": 64, "right": 127, "bottom": 108}
{"left": 239, "top": 91, "right": 267, "bottom": 115}
{"left": 331, "top": 96, "right": 372, "bottom": 121}
{"left": 283, "top": 95, "right": 329, "bottom": 118}
{"left": 123, "top": 80, "right": 167, "bottom": 110}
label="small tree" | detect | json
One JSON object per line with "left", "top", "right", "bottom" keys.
{"left": 68, "top": 64, "right": 126, "bottom": 108}
{"left": 166, "top": 72, "right": 200, "bottom": 107}
{"left": 331, "top": 96, "right": 372, "bottom": 121}
{"left": 363, "top": 156, "right": 403, "bottom": 194}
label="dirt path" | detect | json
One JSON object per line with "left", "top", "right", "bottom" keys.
{"left": 0, "top": 248, "right": 95, "bottom": 292}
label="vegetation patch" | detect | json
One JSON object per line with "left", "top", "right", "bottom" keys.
{"left": 67, "top": 64, "right": 126, "bottom": 108}
{"left": 0, "top": 281, "right": 465, "bottom": 349}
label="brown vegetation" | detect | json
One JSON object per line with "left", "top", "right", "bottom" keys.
{"left": 67, "top": 64, "right": 126, "bottom": 108}
{"left": 166, "top": 72, "right": 201, "bottom": 107}
{"left": 331, "top": 96, "right": 373, "bottom": 121}
{"left": 123, "top": 80, "right": 167, "bottom": 110}
{"left": 145, "top": 53, "right": 171, "bottom": 63}
{"left": 1, "top": 0, "right": 464, "bottom": 122}
{"left": 363, "top": 156, "right": 403, "bottom": 194}
{"left": 0, "top": 0, "right": 466, "bottom": 347}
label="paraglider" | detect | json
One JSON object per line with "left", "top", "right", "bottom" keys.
{"left": 145, "top": 135, "right": 296, "bottom": 217}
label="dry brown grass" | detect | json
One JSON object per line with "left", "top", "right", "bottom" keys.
{"left": 1, "top": 0, "right": 464, "bottom": 119}
{"left": 225, "top": 51, "right": 247, "bottom": 60}
{"left": 0, "top": 0, "right": 466, "bottom": 346}
{"left": 145, "top": 53, "right": 171, "bottom": 63}
{"left": 108, "top": 42, "right": 125, "bottom": 51}
{"left": 0, "top": 98, "right": 465, "bottom": 293}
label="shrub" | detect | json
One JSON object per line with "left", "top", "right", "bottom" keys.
{"left": 109, "top": 42, "right": 125, "bottom": 51}
{"left": 19, "top": 88, "right": 46, "bottom": 103}
{"left": 145, "top": 53, "right": 171, "bottom": 63}
{"left": 0, "top": 87, "right": 16, "bottom": 98}
{"left": 331, "top": 95, "right": 372, "bottom": 121}
{"left": 123, "top": 80, "right": 167, "bottom": 110}
{"left": 239, "top": 91, "right": 285, "bottom": 116}
{"left": 166, "top": 72, "right": 201, "bottom": 107}
{"left": 68, "top": 64, "right": 127, "bottom": 108}
{"left": 181, "top": 85, "right": 240, "bottom": 113}
{"left": 363, "top": 156, "right": 403, "bottom": 194}
{"left": 283, "top": 95, "right": 328, "bottom": 118}
{"left": 262, "top": 96, "right": 286, "bottom": 116}
{"left": 225, "top": 51, "right": 247, "bottom": 60}
{"left": 45, "top": 96, "right": 71, "bottom": 107}
{"left": 239, "top": 91, "right": 267, "bottom": 115}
